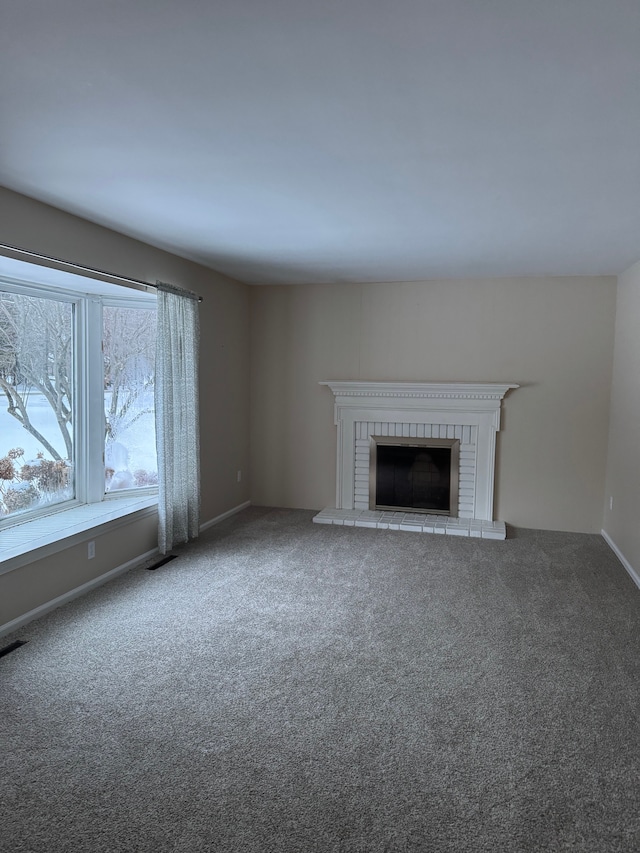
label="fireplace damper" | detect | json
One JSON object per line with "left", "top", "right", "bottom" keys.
{"left": 369, "top": 436, "right": 460, "bottom": 516}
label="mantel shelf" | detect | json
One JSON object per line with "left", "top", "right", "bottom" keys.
{"left": 319, "top": 380, "right": 518, "bottom": 529}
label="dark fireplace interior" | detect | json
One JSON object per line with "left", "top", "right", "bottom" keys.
{"left": 373, "top": 441, "right": 457, "bottom": 515}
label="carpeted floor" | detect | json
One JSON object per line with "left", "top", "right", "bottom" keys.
{"left": 1, "top": 507, "right": 639, "bottom": 852}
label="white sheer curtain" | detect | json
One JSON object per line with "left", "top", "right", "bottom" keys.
{"left": 155, "top": 282, "right": 200, "bottom": 554}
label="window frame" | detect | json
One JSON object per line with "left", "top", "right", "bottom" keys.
{"left": 101, "top": 295, "right": 158, "bottom": 501}
{"left": 0, "top": 273, "right": 158, "bottom": 533}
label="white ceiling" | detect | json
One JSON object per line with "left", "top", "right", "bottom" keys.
{"left": 1, "top": 0, "right": 639, "bottom": 285}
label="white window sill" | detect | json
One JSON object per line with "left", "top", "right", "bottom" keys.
{"left": 0, "top": 496, "right": 158, "bottom": 575}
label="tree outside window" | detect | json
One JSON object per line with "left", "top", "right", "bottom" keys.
{"left": 103, "top": 304, "right": 157, "bottom": 492}
{"left": 0, "top": 287, "right": 157, "bottom": 522}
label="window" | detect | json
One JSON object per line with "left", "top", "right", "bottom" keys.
{"left": 0, "top": 262, "right": 157, "bottom": 528}
{"left": 103, "top": 303, "right": 157, "bottom": 492}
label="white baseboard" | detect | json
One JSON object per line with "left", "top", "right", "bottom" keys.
{"left": 601, "top": 529, "right": 640, "bottom": 591}
{"left": 199, "top": 500, "right": 251, "bottom": 532}
{"left": 0, "top": 502, "right": 252, "bottom": 639}
{"left": 0, "top": 547, "right": 159, "bottom": 639}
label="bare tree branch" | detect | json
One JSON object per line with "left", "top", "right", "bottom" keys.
{"left": 0, "top": 378, "right": 63, "bottom": 461}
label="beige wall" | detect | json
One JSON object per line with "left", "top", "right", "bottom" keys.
{"left": 250, "top": 276, "right": 617, "bottom": 532}
{"left": 0, "top": 187, "right": 250, "bottom": 628}
{"left": 603, "top": 260, "right": 640, "bottom": 574}
{"left": 1, "top": 514, "right": 159, "bottom": 628}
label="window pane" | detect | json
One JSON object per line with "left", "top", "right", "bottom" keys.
{"left": 0, "top": 290, "right": 75, "bottom": 519}
{"left": 103, "top": 305, "right": 157, "bottom": 492}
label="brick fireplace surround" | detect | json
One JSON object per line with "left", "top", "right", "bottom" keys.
{"left": 314, "top": 381, "right": 518, "bottom": 540}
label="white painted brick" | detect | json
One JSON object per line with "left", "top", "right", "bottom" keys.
{"left": 481, "top": 521, "right": 507, "bottom": 540}
{"left": 447, "top": 518, "right": 470, "bottom": 536}
{"left": 481, "top": 528, "right": 506, "bottom": 540}
{"left": 400, "top": 522, "right": 423, "bottom": 532}
{"left": 360, "top": 510, "right": 382, "bottom": 519}
{"left": 470, "top": 520, "right": 483, "bottom": 538}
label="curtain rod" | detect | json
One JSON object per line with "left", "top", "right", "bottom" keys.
{"left": 0, "top": 242, "right": 203, "bottom": 302}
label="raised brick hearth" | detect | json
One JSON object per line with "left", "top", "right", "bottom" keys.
{"left": 315, "top": 381, "right": 518, "bottom": 539}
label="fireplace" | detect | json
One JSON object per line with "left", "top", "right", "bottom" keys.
{"left": 370, "top": 436, "right": 459, "bottom": 515}
{"left": 314, "top": 381, "right": 518, "bottom": 539}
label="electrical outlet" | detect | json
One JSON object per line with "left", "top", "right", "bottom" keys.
{"left": 237, "top": 470, "right": 242, "bottom": 483}
{"left": 88, "top": 541, "right": 95, "bottom": 559}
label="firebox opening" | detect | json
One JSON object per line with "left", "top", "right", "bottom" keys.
{"left": 370, "top": 437, "right": 460, "bottom": 516}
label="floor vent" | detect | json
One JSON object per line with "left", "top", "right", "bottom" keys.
{"left": 0, "top": 640, "right": 28, "bottom": 659}
{"left": 146, "top": 554, "right": 178, "bottom": 571}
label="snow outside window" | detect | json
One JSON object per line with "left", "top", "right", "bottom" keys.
{"left": 0, "top": 273, "right": 157, "bottom": 528}
{"left": 103, "top": 303, "right": 157, "bottom": 493}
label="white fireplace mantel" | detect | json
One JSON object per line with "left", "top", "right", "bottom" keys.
{"left": 321, "top": 380, "right": 517, "bottom": 406}
{"left": 317, "top": 381, "right": 518, "bottom": 537}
